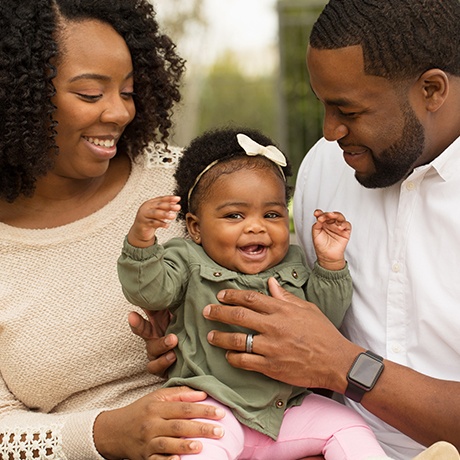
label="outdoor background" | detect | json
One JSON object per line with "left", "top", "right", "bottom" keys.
{"left": 155, "top": 0, "right": 328, "bottom": 187}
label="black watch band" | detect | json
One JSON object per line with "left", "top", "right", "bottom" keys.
{"left": 345, "top": 350, "right": 384, "bottom": 403}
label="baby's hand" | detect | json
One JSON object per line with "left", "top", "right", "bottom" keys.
{"left": 311, "top": 209, "right": 351, "bottom": 271}
{"left": 127, "top": 196, "right": 181, "bottom": 248}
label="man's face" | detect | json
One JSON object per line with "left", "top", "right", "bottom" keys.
{"left": 357, "top": 106, "right": 425, "bottom": 188}
{"left": 307, "top": 45, "right": 426, "bottom": 188}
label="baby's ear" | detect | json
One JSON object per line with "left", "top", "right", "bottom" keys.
{"left": 186, "top": 212, "right": 201, "bottom": 244}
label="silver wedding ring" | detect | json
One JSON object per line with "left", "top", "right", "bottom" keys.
{"left": 245, "top": 333, "right": 255, "bottom": 354}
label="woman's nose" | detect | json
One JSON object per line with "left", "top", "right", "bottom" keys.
{"left": 100, "top": 94, "right": 135, "bottom": 127}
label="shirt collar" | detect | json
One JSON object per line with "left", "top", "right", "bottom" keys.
{"left": 426, "top": 135, "right": 460, "bottom": 182}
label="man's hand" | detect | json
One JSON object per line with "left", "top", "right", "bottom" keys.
{"left": 128, "top": 309, "right": 178, "bottom": 376}
{"left": 203, "top": 277, "right": 359, "bottom": 392}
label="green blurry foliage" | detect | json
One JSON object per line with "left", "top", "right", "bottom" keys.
{"left": 196, "top": 51, "right": 278, "bottom": 144}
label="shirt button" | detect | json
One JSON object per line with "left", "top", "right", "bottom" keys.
{"left": 406, "top": 181, "right": 416, "bottom": 191}
{"left": 213, "top": 272, "right": 222, "bottom": 277}
{"left": 275, "top": 399, "right": 284, "bottom": 408}
{"left": 392, "top": 263, "right": 401, "bottom": 273}
{"left": 291, "top": 270, "right": 298, "bottom": 279}
{"left": 392, "top": 343, "right": 402, "bottom": 353}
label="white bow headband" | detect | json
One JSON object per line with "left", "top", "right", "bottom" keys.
{"left": 187, "top": 133, "right": 287, "bottom": 208}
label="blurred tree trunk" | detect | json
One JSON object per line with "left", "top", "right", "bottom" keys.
{"left": 277, "top": 0, "right": 327, "bottom": 183}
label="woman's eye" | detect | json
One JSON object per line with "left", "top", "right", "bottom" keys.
{"left": 121, "top": 91, "right": 135, "bottom": 100}
{"left": 76, "top": 93, "right": 102, "bottom": 102}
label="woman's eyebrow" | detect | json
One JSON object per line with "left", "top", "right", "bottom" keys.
{"left": 68, "top": 71, "right": 133, "bottom": 83}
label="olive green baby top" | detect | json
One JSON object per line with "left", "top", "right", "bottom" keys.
{"left": 118, "top": 238, "right": 352, "bottom": 440}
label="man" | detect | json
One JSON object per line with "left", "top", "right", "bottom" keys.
{"left": 132, "top": 1, "right": 460, "bottom": 458}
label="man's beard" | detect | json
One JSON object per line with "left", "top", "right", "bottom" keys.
{"left": 356, "top": 107, "right": 425, "bottom": 189}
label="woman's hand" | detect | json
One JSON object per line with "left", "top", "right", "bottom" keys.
{"left": 204, "top": 277, "right": 360, "bottom": 392}
{"left": 128, "top": 310, "right": 178, "bottom": 376}
{"left": 93, "top": 387, "right": 225, "bottom": 460}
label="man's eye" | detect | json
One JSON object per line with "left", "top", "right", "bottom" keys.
{"left": 339, "top": 110, "right": 358, "bottom": 118}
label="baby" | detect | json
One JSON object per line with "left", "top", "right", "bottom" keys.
{"left": 118, "top": 127, "right": 393, "bottom": 459}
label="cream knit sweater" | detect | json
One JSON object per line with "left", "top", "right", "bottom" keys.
{"left": 0, "top": 146, "right": 185, "bottom": 459}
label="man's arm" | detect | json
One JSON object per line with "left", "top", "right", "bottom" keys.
{"left": 203, "top": 277, "right": 460, "bottom": 450}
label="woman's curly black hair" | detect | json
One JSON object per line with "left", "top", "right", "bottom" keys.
{"left": 0, "top": 0, "right": 185, "bottom": 202}
{"left": 310, "top": 0, "right": 460, "bottom": 81}
{"left": 174, "top": 126, "right": 293, "bottom": 221}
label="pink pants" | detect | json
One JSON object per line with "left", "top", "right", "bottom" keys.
{"left": 181, "top": 394, "right": 386, "bottom": 460}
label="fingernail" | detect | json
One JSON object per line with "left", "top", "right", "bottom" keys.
{"left": 213, "top": 426, "right": 224, "bottom": 438}
{"left": 165, "top": 335, "right": 174, "bottom": 346}
{"left": 207, "top": 331, "right": 214, "bottom": 342}
{"left": 203, "top": 305, "right": 210, "bottom": 317}
{"left": 189, "top": 441, "right": 199, "bottom": 451}
{"left": 165, "top": 351, "right": 176, "bottom": 362}
{"left": 215, "top": 407, "right": 225, "bottom": 418}
{"left": 216, "top": 290, "right": 226, "bottom": 300}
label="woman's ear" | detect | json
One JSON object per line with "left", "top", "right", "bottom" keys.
{"left": 416, "top": 69, "right": 449, "bottom": 113}
{"left": 186, "top": 212, "right": 201, "bottom": 244}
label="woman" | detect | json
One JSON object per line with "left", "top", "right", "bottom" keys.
{"left": 0, "top": 1, "right": 223, "bottom": 459}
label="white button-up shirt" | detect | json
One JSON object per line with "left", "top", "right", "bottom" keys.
{"left": 294, "top": 136, "right": 460, "bottom": 459}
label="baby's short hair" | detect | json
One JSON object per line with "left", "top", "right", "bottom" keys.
{"left": 174, "top": 127, "right": 293, "bottom": 220}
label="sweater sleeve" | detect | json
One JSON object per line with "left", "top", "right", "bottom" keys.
{"left": 304, "top": 261, "right": 353, "bottom": 328}
{"left": 117, "top": 237, "right": 190, "bottom": 312}
{"left": 0, "top": 375, "right": 105, "bottom": 460}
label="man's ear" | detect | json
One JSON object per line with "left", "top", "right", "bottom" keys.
{"left": 186, "top": 212, "right": 201, "bottom": 244}
{"left": 416, "top": 69, "right": 449, "bottom": 113}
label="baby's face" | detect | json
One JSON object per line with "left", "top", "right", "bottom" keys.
{"left": 188, "top": 168, "right": 290, "bottom": 274}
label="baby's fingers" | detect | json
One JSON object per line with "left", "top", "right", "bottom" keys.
{"left": 315, "top": 210, "right": 344, "bottom": 225}
{"left": 142, "top": 197, "right": 180, "bottom": 223}
{"left": 147, "top": 196, "right": 181, "bottom": 212}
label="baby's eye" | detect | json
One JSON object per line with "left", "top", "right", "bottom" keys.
{"left": 265, "top": 212, "right": 281, "bottom": 219}
{"left": 225, "top": 213, "right": 243, "bottom": 220}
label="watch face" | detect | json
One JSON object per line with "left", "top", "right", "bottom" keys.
{"left": 349, "top": 354, "right": 384, "bottom": 388}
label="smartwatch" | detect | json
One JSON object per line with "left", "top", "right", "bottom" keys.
{"left": 345, "top": 350, "right": 384, "bottom": 403}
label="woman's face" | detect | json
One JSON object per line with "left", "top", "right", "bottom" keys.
{"left": 51, "top": 19, "right": 136, "bottom": 180}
